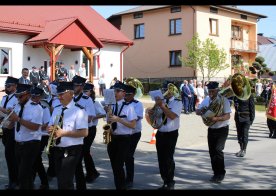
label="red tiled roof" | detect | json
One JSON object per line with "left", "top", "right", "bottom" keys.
{"left": 0, "top": 6, "right": 133, "bottom": 46}
{"left": 258, "top": 35, "right": 274, "bottom": 45}
{"left": 26, "top": 17, "right": 103, "bottom": 48}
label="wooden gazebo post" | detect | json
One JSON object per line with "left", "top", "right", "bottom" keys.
{"left": 82, "top": 47, "right": 94, "bottom": 82}
{"left": 43, "top": 44, "right": 64, "bottom": 81}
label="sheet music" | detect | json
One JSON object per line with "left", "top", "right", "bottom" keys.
{"left": 103, "top": 89, "right": 116, "bottom": 105}
{"left": 149, "top": 89, "right": 164, "bottom": 101}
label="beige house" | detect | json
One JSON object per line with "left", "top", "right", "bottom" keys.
{"left": 108, "top": 5, "right": 266, "bottom": 82}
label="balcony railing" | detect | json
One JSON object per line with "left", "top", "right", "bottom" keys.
{"left": 230, "top": 38, "right": 258, "bottom": 53}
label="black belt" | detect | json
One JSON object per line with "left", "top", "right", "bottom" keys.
{"left": 157, "top": 129, "right": 178, "bottom": 135}
{"left": 111, "top": 134, "right": 131, "bottom": 138}
{"left": 16, "top": 140, "right": 40, "bottom": 145}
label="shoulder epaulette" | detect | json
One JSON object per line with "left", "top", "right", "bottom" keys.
{"left": 82, "top": 95, "right": 89, "bottom": 99}
{"left": 54, "top": 104, "right": 62, "bottom": 108}
{"left": 174, "top": 98, "right": 182, "bottom": 102}
{"left": 31, "top": 102, "right": 38, "bottom": 105}
{"left": 133, "top": 100, "right": 139, "bottom": 103}
{"left": 75, "top": 103, "right": 85, "bottom": 109}
{"left": 3, "top": 95, "right": 7, "bottom": 98}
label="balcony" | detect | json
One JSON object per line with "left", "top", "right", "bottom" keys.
{"left": 230, "top": 38, "right": 258, "bottom": 53}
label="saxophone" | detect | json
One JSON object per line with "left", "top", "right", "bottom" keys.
{"left": 45, "top": 115, "right": 62, "bottom": 154}
{"left": 102, "top": 105, "right": 112, "bottom": 144}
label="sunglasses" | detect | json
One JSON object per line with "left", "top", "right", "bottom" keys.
{"left": 15, "top": 93, "right": 27, "bottom": 99}
{"left": 5, "top": 84, "right": 14, "bottom": 88}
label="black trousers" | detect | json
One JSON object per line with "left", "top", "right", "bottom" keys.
{"left": 46, "top": 146, "right": 56, "bottom": 178}
{"left": 99, "top": 84, "right": 106, "bottom": 96}
{"left": 54, "top": 145, "right": 82, "bottom": 190}
{"left": 107, "top": 135, "right": 131, "bottom": 190}
{"left": 207, "top": 126, "right": 229, "bottom": 176}
{"left": 125, "top": 132, "right": 141, "bottom": 183}
{"left": 156, "top": 130, "right": 178, "bottom": 185}
{"left": 2, "top": 127, "right": 18, "bottom": 186}
{"left": 15, "top": 140, "right": 40, "bottom": 189}
{"left": 235, "top": 120, "right": 251, "bottom": 149}
{"left": 267, "top": 118, "right": 276, "bottom": 136}
{"left": 33, "top": 135, "right": 49, "bottom": 186}
{"left": 75, "top": 126, "right": 97, "bottom": 190}
{"left": 83, "top": 126, "right": 98, "bottom": 177}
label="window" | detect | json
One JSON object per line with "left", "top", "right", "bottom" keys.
{"left": 82, "top": 54, "right": 99, "bottom": 79}
{"left": 209, "top": 18, "right": 218, "bottom": 36}
{"left": 0, "top": 48, "right": 11, "bottom": 75}
{"left": 232, "top": 25, "right": 243, "bottom": 40}
{"left": 241, "top": 14, "right": 247, "bottom": 20}
{"left": 171, "top": 6, "right": 181, "bottom": 13}
{"left": 170, "top": 19, "right": 182, "bottom": 35}
{"left": 134, "top": 24, "right": 145, "bottom": 39}
{"left": 210, "top": 7, "right": 218, "bottom": 14}
{"left": 169, "top": 50, "right": 182, "bottom": 67}
{"left": 133, "top": 12, "right": 143, "bottom": 19}
{"left": 231, "top": 54, "right": 243, "bottom": 65}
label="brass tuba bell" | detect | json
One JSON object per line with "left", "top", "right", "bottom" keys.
{"left": 124, "top": 77, "right": 144, "bottom": 99}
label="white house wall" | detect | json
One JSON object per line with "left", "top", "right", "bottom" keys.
{"left": 0, "top": 32, "right": 29, "bottom": 86}
{"left": 0, "top": 31, "right": 125, "bottom": 90}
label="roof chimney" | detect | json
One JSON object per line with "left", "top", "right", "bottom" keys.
{"left": 258, "top": 33, "right": 264, "bottom": 36}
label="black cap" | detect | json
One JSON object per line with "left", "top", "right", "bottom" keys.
{"left": 110, "top": 81, "right": 126, "bottom": 91}
{"left": 30, "top": 86, "right": 44, "bottom": 96}
{"left": 84, "top": 83, "right": 94, "bottom": 91}
{"left": 207, "top": 81, "right": 219, "bottom": 90}
{"left": 57, "top": 82, "right": 73, "bottom": 94}
{"left": 125, "top": 84, "right": 136, "bottom": 94}
{"left": 15, "top": 83, "right": 32, "bottom": 95}
{"left": 32, "top": 66, "right": 37, "bottom": 69}
{"left": 5, "top": 76, "right": 19, "bottom": 85}
{"left": 72, "top": 75, "right": 87, "bottom": 85}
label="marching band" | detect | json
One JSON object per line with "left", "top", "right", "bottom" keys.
{"left": 0, "top": 74, "right": 271, "bottom": 190}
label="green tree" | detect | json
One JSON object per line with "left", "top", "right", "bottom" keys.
{"left": 181, "top": 34, "right": 229, "bottom": 82}
{"left": 249, "top": 56, "right": 275, "bottom": 78}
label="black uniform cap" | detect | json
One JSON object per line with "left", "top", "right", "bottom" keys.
{"left": 110, "top": 81, "right": 126, "bottom": 91}
{"left": 57, "top": 82, "right": 74, "bottom": 94}
{"left": 30, "top": 86, "right": 44, "bottom": 96}
{"left": 125, "top": 84, "right": 136, "bottom": 94}
{"left": 83, "top": 83, "right": 94, "bottom": 91}
{"left": 15, "top": 83, "right": 32, "bottom": 95}
{"left": 207, "top": 81, "right": 219, "bottom": 90}
{"left": 5, "top": 76, "right": 19, "bottom": 85}
{"left": 72, "top": 75, "right": 87, "bottom": 85}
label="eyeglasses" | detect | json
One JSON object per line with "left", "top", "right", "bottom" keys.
{"left": 31, "top": 95, "right": 41, "bottom": 98}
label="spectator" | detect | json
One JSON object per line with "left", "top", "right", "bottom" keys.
{"left": 68, "top": 64, "right": 76, "bottom": 81}
{"left": 98, "top": 74, "right": 106, "bottom": 96}
{"left": 30, "top": 66, "right": 40, "bottom": 86}
{"left": 18, "top": 68, "right": 31, "bottom": 84}
{"left": 78, "top": 63, "right": 86, "bottom": 78}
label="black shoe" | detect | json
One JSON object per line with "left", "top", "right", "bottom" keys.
{"left": 239, "top": 150, "right": 246, "bottom": 157}
{"left": 209, "top": 175, "right": 224, "bottom": 183}
{"left": 86, "top": 172, "right": 100, "bottom": 183}
{"left": 4, "top": 182, "right": 18, "bottom": 190}
{"left": 158, "top": 184, "right": 169, "bottom": 190}
{"left": 167, "top": 182, "right": 175, "bottom": 190}
{"left": 269, "top": 132, "right": 273, "bottom": 138}
{"left": 126, "top": 181, "right": 133, "bottom": 189}
{"left": 235, "top": 150, "right": 243, "bottom": 157}
{"left": 39, "top": 184, "right": 49, "bottom": 190}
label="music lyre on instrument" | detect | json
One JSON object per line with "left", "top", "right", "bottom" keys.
{"left": 102, "top": 89, "right": 116, "bottom": 144}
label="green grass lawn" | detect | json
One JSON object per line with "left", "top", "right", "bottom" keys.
{"left": 256, "top": 104, "right": 266, "bottom": 112}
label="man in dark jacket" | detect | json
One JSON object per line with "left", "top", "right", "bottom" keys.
{"left": 233, "top": 94, "right": 255, "bottom": 157}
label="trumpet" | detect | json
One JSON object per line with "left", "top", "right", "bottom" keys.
{"left": 45, "top": 115, "right": 62, "bottom": 154}
{"left": 0, "top": 106, "right": 16, "bottom": 129}
{"left": 103, "top": 105, "right": 112, "bottom": 144}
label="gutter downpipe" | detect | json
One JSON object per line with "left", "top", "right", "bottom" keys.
{"left": 190, "top": 6, "right": 197, "bottom": 78}
{"left": 120, "top": 44, "right": 130, "bottom": 81}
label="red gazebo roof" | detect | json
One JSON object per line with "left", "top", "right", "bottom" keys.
{"left": 0, "top": 6, "right": 133, "bottom": 46}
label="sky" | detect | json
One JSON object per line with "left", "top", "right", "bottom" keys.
{"left": 92, "top": 5, "right": 276, "bottom": 38}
